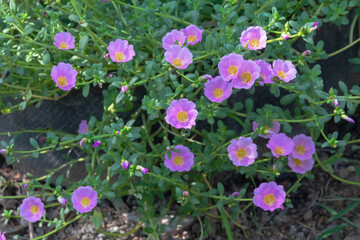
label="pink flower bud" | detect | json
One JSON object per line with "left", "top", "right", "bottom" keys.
{"left": 302, "top": 50, "right": 311, "bottom": 56}
{"left": 341, "top": 115, "right": 355, "bottom": 123}
{"left": 24, "top": 184, "right": 28, "bottom": 189}
{"left": 121, "top": 85, "right": 128, "bottom": 93}
{"left": 138, "top": 166, "right": 149, "bottom": 174}
{"left": 122, "top": 160, "right": 130, "bottom": 170}
{"left": 333, "top": 99, "right": 339, "bottom": 107}
{"left": 281, "top": 33, "right": 290, "bottom": 40}
{"left": 92, "top": 141, "right": 102, "bottom": 148}
{"left": 58, "top": 197, "right": 67, "bottom": 206}
{"left": 232, "top": 192, "right": 239, "bottom": 197}
{"left": 183, "top": 191, "right": 189, "bottom": 197}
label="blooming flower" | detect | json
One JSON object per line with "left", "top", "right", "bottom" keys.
{"left": 51, "top": 62, "right": 78, "bottom": 91}
{"left": 92, "top": 141, "right": 101, "bottom": 148}
{"left": 252, "top": 121, "right": 280, "bottom": 139}
{"left": 164, "top": 45, "right": 193, "bottom": 69}
{"left": 0, "top": 232, "right": 5, "bottom": 240}
{"left": 71, "top": 186, "right": 97, "bottom": 213}
{"left": 291, "top": 134, "right": 315, "bottom": 160}
{"left": 218, "top": 53, "right": 244, "bottom": 81}
{"left": 267, "top": 133, "right": 294, "bottom": 158}
{"left": 255, "top": 60, "right": 275, "bottom": 85}
{"left": 122, "top": 160, "right": 130, "bottom": 170}
{"left": 164, "top": 145, "right": 194, "bottom": 172}
{"left": 165, "top": 98, "right": 198, "bottom": 129}
{"left": 138, "top": 166, "right": 149, "bottom": 174}
{"left": 162, "top": 30, "right": 186, "bottom": 50}
{"left": 253, "top": 181, "right": 286, "bottom": 211}
{"left": 58, "top": 197, "right": 67, "bottom": 206}
{"left": 272, "top": 59, "right": 297, "bottom": 82}
{"left": 78, "top": 120, "right": 89, "bottom": 134}
{"left": 227, "top": 137, "right": 258, "bottom": 166}
{"left": 288, "top": 155, "right": 314, "bottom": 174}
{"left": 232, "top": 60, "right": 260, "bottom": 89}
{"left": 121, "top": 85, "right": 128, "bottom": 93}
{"left": 240, "top": 26, "right": 267, "bottom": 50}
{"left": 54, "top": 32, "right": 75, "bottom": 50}
{"left": 181, "top": 25, "right": 203, "bottom": 45}
{"left": 107, "top": 39, "right": 135, "bottom": 63}
{"left": 204, "top": 76, "right": 233, "bottom": 103}
{"left": 19, "top": 196, "right": 45, "bottom": 222}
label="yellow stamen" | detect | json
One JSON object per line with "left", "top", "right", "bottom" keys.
{"left": 57, "top": 77, "right": 68, "bottom": 87}
{"left": 213, "top": 88, "right": 224, "bottom": 99}
{"left": 242, "top": 72, "right": 252, "bottom": 83}
{"left": 264, "top": 194, "right": 276, "bottom": 206}
{"left": 277, "top": 71, "right": 286, "bottom": 79}
{"left": 294, "top": 158, "right": 303, "bottom": 166}
{"left": 177, "top": 111, "right": 188, "bottom": 122}
{"left": 296, "top": 145, "right": 305, "bottom": 155}
{"left": 116, "top": 52, "right": 125, "bottom": 61}
{"left": 173, "top": 156, "right": 184, "bottom": 166}
{"left": 187, "top": 35, "right": 197, "bottom": 43}
{"left": 30, "top": 205, "right": 39, "bottom": 214}
{"left": 228, "top": 65, "right": 238, "bottom": 76}
{"left": 60, "top": 42, "right": 68, "bottom": 49}
{"left": 173, "top": 58, "right": 183, "bottom": 67}
{"left": 274, "top": 147, "right": 284, "bottom": 155}
{"left": 249, "top": 39, "right": 260, "bottom": 48}
{"left": 81, "top": 197, "right": 90, "bottom": 207}
{"left": 236, "top": 148, "right": 247, "bottom": 159}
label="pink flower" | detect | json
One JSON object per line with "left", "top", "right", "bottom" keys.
{"left": 138, "top": 166, "right": 149, "bottom": 174}
{"left": 204, "top": 76, "right": 233, "bottom": 103}
{"left": 202, "top": 74, "right": 213, "bottom": 81}
{"left": 122, "top": 160, "right": 130, "bottom": 170}
{"left": 165, "top": 98, "right": 198, "bottom": 129}
{"left": 281, "top": 32, "right": 290, "bottom": 40}
{"left": 51, "top": 62, "right": 78, "bottom": 91}
{"left": 333, "top": 99, "right": 339, "bottom": 107}
{"left": 121, "top": 85, "right": 128, "bottom": 93}
{"left": 78, "top": 120, "right": 89, "bottom": 134}
{"left": 255, "top": 60, "right": 275, "bottom": 85}
{"left": 232, "top": 60, "right": 260, "bottom": 89}
{"left": 291, "top": 134, "right": 315, "bottom": 160}
{"left": 240, "top": 26, "right": 267, "bottom": 50}
{"left": 162, "top": 30, "right": 186, "bottom": 50}
{"left": 0, "top": 149, "right": 5, "bottom": 154}
{"left": 253, "top": 181, "right": 286, "bottom": 211}
{"left": 341, "top": 115, "right": 355, "bottom": 123}
{"left": 19, "top": 196, "right": 45, "bottom": 222}
{"left": 24, "top": 184, "right": 28, "bottom": 189}
{"left": 92, "top": 141, "right": 101, "bottom": 148}
{"left": 164, "top": 145, "right": 194, "bottom": 172}
{"left": 267, "top": 133, "right": 294, "bottom": 158}
{"left": 164, "top": 45, "right": 193, "bottom": 69}
{"left": 71, "top": 186, "right": 97, "bottom": 213}
{"left": 302, "top": 50, "right": 312, "bottom": 56}
{"left": 107, "top": 39, "right": 135, "bottom": 63}
{"left": 273, "top": 59, "right": 297, "bottom": 82}
{"left": 181, "top": 25, "right": 203, "bottom": 45}
{"left": 58, "top": 197, "right": 67, "bottom": 206}
{"left": 252, "top": 121, "right": 280, "bottom": 139}
{"left": 183, "top": 191, "right": 189, "bottom": 197}
{"left": 288, "top": 155, "right": 314, "bottom": 174}
{"left": 54, "top": 32, "right": 75, "bottom": 50}
{"left": 79, "top": 138, "right": 87, "bottom": 146}
{"left": 218, "top": 53, "right": 244, "bottom": 81}
{"left": 227, "top": 137, "right": 258, "bottom": 167}
{"left": 0, "top": 232, "right": 5, "bottom": 240}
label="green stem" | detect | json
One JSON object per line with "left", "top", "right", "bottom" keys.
{"left": 254, "top": 0, "right": 276, "bottom": 15}
{"left": 349, "top": 15, "right": 358, "bottom": 44}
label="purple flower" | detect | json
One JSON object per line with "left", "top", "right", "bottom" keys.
{"left": 291, "top": 134, "right": 315, "bottom": 160}
{"left": 162, "top": 30, "right": 186, "bottom": 50}
{"left": 232, "top": 192, "right": 239, "bottom": 197}
{"left": 92, "top": 141, "right": 101, "bottom": 148}
{"left": 51, "top": 62, "right": 78, "bottom": 91}
{"left": 164, "top": 145, "right": 194, "bottom": 172}
{"left": 255, "top": 60, "right": 275, "bottom": 85}
{"left": 165, "top": 98, "right": 198, "bottom": 129}
{"left": 24, "top": 184, "right": 28, "bottom": 189}
{"left": 341, "top": 115, "right": 355, "bottom": 123}
{"left": 288, "top": 155, "right": 314, "bottom": 174}
{"left": 79, "top": 138, "right": 87, "bottom": 146}
{"left": 311, "top": 22, "right": 319, "bottom": 31}
{"left": 204, "top": 76, "right": 233, "bottom": 103}
{"left": 58, "top": 197, "right": 67, "bottom": 206}
{"left": 232, "top": 60, "right": 260, "bottom": 89}
{"left": 252, "top": 121, "right": 280, "bottom": 139}
{"left": 302, "top": 50, "right": 312, "bottom": 56}
{"left": 181, "top": 25, "right": 203, "bottom": 45}
{"left": 183, "top": 191, "right": 189, "bottom": 197}
{"left": 202, "top": 74, "right": 213, "bottom": 81}
{"left": 54, "top": 31, "right": 75, "bottom": 50}
{"left": 227, "top": 137, "right": 258, "bottom": 167}
{"left": 218, "top": 53, "right": 244, "bottom": 81}
{"left": 273, "top": 59, "right": 297, "bottom": 82}
{"left": 121, "top": 85, "right": 128, "bottom": 93}
{"left": 78, "top": 120, "right": 89, "bottom": 134}
{"left": 253, "top": 181, "right": 286, "bottom": 211}
{"left": 267, "top": 133, "right": 294, "bottom": 158}
{"left": 122, "top": 160, "right": 130, "bottom": 170}
{"left": 107, "top": 39, "right": 135, "bottom": 63}
{"left": 19, "top": 196, "right": 45, "bottom": 222}
{"left": 240, "top": 26, "right": 267, "bottom": 50}
{"left": 333, "top": 99, "right": 339, "bottom": 107}
{"left": 138, "top": 166, "right": 149, "bottom": 174}
{"left": 0, "top": 232, "right": 5, "bottom": 240}
{"left": 0, "top": 149, "right": 6, "bottom": 154}
{"left": 71, "top": 186, "right": 97, "bottom": 213}
{"left": 164, "top": 45, "right": 193, "bottom": 69}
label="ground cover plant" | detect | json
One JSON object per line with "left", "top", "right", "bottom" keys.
{"left": 0, "top": 0, "right": 360, "bottom": 239}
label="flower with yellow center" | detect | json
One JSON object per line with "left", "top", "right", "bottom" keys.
{"left": 277, "top": 71, "right": 286, "bottom": 79}
{"left": 228, "top": 65, "right": 238, "bottom": 76}
{"left": 187, "top": 35, "right": 197, "bottom": 43}
{"left": 213, "top": 88, "right": 224, "bottom": 99}
{"left": 296, "top": 145, "right": 305, "bottom": 155}
{"left": 236, "top": 148, "right": 247, "bottom": 160}
{"left": 30, "top": 205, "right": 39, "bottom": 214}
{"left": 249, "top": 39, "right": 260, "bottom": 48}
{"left": 173, "top": 156, "right": 184, "bottom": 166}
{"left": 293, "top": 158, "right": 303, "bottom": 166}
{"left": 57, "top": 76, "right": 68, "bottom": 87}
{"left": 264, "top": 193, "right": 276, "bottom": 206}
{"left": 242, "top": 72, "right": 252, "bottom": 83}
{"left": 173, "top": 58, "right": 183, "bottom": 67}
{"left": 177, "top": 111, "right": 188, "bottom": 122}
{"left": 60, "top": 42, "right": 69, "bottom": 49}
{"left": 81, "top": 197, "right": 90, "bottom": 207}
{"left": 116, "top": 52, "right": 125, "bottom": 61}
{"left": 274, "top": 147, "right": 285, "bottom": 155}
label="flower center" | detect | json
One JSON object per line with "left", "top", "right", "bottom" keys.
{"left": 277, "top": 71, "right": 286, "bottom": 79}
{"left": 296, "top": 145, "right": 305, "bottom": 155}
{"left": 60, "top": 42, "right": 68, "bottom": 49}
{"left": 294, "top": 158, "right": 303, "bottom": 166}
{"left": 116, "top": 52, "right": 125, "bottom": 61}
{"left": 264, "top": 193, "right": 276, "bottom": 206}
{"left": 81, "top": 197, "right": 90, "bottom": 207}
{"left": 236, "top": 148, "right": 247, "bottom": 159}
{"left": 228, "top": 65, "right": 238, "bottom": 76}
{"left": 30, "top": 205, "right": 39, "bottom": 214}
{"left": 177, "top": 111, "right": 188, "bottom": 122}
{"left": 187, "top": 35, "right": 197, "bottom": 43}
{"left": 173, "top": 58, "right": 183, "bottom": 67}
{"left": 173, "top": 156, "right": 184, "bottom": 166}
{"left": 213, "top": 88, "right": 224, "bottom": 99}
{"left": 57, "top": 76, "right": 68, "bottom": 87}
{"left": 274, "top": 147, "right": 285, "bottom": 155}
{"left": 242, "top": 72, "right": 252, "bottom": 83}
{"left": 249, "top": 39, "right": 260, "bottom": 48}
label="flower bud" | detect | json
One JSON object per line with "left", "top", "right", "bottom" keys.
{"left": 122, "top": 160, "right": 130, "bottom": 170}
{"left": 58, "top": 197, "right": 67, "bottom": 206}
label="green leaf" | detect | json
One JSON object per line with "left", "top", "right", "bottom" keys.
{"left": 316, "top": 225, "right": 348, "bottom": 240}
{"left": 79, "top": 35, "right": 89, "bottom": 52}
{"left": 217, "top": 182, "right": 225, "bottom": 196}
{"left": 42, "top": 50, "right": 50, "bottom": 65}
{"left": 280, "top": 93, "right": 297, "bottom": 105}
{"left": 93, "top": 210, "right": 103, "bottom": 230}
{"left": 327, "top": 200, "right": 360, "bottom": 222}
{"left": 30, "top": 138, "right": 40, "bottom": 149}
{"left": 338, "top": 81, "right": 348, "bottom": 94}
{"left": 82, "top": 84, "right": 90, "bottom": 98}
{"left": 68, "top": 14, "right": 80, "bottom": 23}
{"left": 219, "top": 208, "right": 234, "bottom": 240}
{"left": 245, "top": 98, "right": 253, "bottom": 113}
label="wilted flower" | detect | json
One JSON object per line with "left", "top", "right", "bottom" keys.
{"left": 71, "top": 186, "right": 97, "bottom": 213}
{"left": 272, "top": 59, "right": 297, "bottom": 82}
{"left": 333, "top": 99, "right": 339, "bottom": 107}
{"left": 165, "top": 98, "right": 198, "bottom": 129}
{"left": 181, "top": 25, "right": 203, "bottom": 45}
{"left": 291, "top": 134, "right": 315, "bottom": 160}
{"left": 19, "top": 196, "right": 45, "bottom": 222}
{"left": 232, "top": 60, "right": 260, "bottom": 89}
{"left": 183, "top": 191, "right": 189, "bottom": 197}
{"left": 255, "top": 60, "right": 275, "bottom": 85}
{"left": 107, "top": 39, "right": 135, "bottom": 63}
{"left": 201, "top": 74, "right": 213, "bottom": 81}
{"left": 121, "top": 85, "right": 128, "bottom": 93}
{"left": 203, "top": 76, "right": 233, "bottom": 103}
{"left": 0, "top": 149, "right": 6, "bottom": 154}
{"left": 232, "top": 192, "right": 239, "bottom": 197}
{"left": 253, "top": 181, "right": 286, "bottom": 211}
{"left": 58, "top": 197, "right": 67, "bottom": 206}
{"left": 164, "top": 45, "right": 193, "bottom": 69}
{"left": 162, "top": 30, "right": 186, "bottom": 50}
{"left": 122, "top": 160, "right": 130, "bottom": 170}
{"left": 267, "top": 133, "right": 294, "bottom": 158}
{"left": 79, "top": 138, "right": 87, "bottom": 146}
{"left": 288, "top": 155, "right": 314, "bottom": 174}
{"left": 92, "top": 141, "right": 101, "bottom": 148}
{"left": 104, "top": 53, "right": 110, "bottom": 60}
{"left": 227, "top": 137, "right": 258, "bottom": 167}
{"left": 302, "top": 50, "right": 312, "bottom": 56}
{"left": 341, "top": 114, "right": 355, "bottom": 123}
{"left": 138, "top": 166, "right": 149, "bottom": 174}
{"left": 218, "top": 53, "right": 244, "bottom": 81}
{"left": 0, "top": 232, "right": 5, "bottom": 240}
{"left": 240, "top": 26, "right": 267, "bottom": 50}
{"left": 78, "top": 120, "right": 89, "bottom": 134}
{"left": 164, "top": 145, "right": 194, "bottom": 172}
{"left": 252, "top": 121, "right": 280, "bottom": 139}
{"left": 54, "top": 31, "right": 75, "bottom": 50}
{"left": 51, "top": 62, "right": 78, "bottom": 91}
{"left": 310, "top": 22, "right": 319, "bottom": 31}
